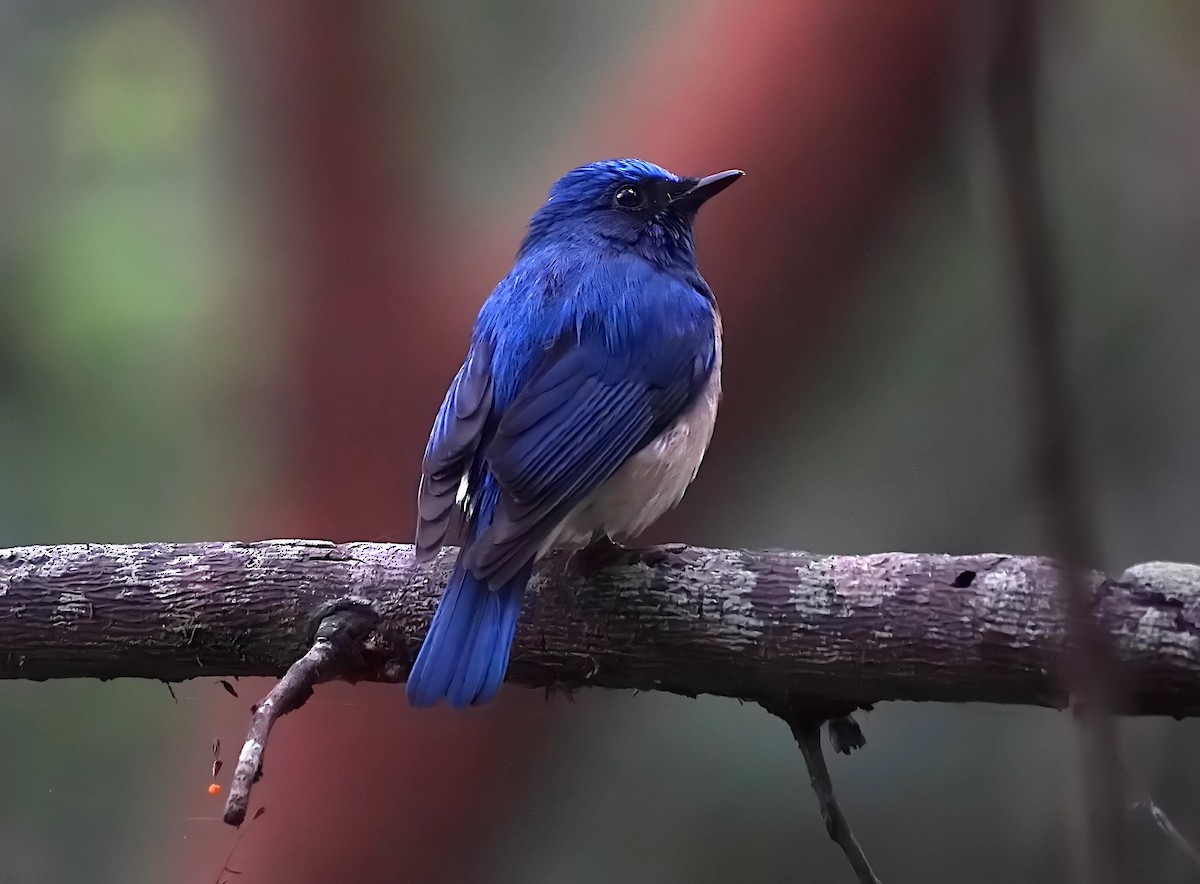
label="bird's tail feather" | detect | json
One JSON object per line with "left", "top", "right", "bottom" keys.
{"left": 406, "top": 559, "right": 530, "bottom": 709}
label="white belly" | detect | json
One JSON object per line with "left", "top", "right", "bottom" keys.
{"left": 541, "top": 326, "right": 722, "bottom": 551}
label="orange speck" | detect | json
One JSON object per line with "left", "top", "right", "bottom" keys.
{"left": 208, "top": 783, "right": 222, "bottom": 796}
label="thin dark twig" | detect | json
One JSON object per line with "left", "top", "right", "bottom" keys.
{"left": 796, "top": 722, "right": 880, "bottom": 884}
{"left": 767, "top": 703, "right": 881, "bottom": 884}
{"left": 211, "top": 807, "right": 267, "bottom": 884}
{"left": 1132, "top": 798, "right": 1200, "bottom": 872}
{"left": 985, "top": 2, "right": 1124, "bottom": 880}
{"left": 223, "top": 606, "right": 378, "bottom": 826}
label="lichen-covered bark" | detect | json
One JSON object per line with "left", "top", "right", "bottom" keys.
{"left": 1, "top": 541, "right": 1198, "bottom": 715}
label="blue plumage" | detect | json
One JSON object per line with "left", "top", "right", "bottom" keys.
{"left": 407, "top": 158, "right": 742, "bottom": 708}
{"left": 407, "top": 479, "right": 532, "bottom": 708}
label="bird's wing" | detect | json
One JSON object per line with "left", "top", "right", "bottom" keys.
{"left": 466, "top": 283, "right": 715, "bottom": 585}
{"left": 415, "top": 338, "right": 494, "bottom": 560}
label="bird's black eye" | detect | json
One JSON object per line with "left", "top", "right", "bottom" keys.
{"left": 613, "top": 185, "right": 643, "bottom": 209}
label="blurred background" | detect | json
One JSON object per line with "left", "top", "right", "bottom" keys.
{"left": 1, "top": 1, "right": 1198, "bottom": 882}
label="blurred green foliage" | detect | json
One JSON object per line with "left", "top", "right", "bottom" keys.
{"left": 0, "top": 6, "right": 259, "bottom": 882}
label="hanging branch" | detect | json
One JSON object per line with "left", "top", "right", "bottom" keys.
{"left": 223, "top": 603, "right": 378, "bottom": 825}
{"left": 761, "top": 698, "right": 879, "bottom": 884}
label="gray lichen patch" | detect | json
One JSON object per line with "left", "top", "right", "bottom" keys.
{"left": 1121, "top": 562, "right": 1200, "bottom": 603}
{"left": 699, "top": 559, "right": 764, "bottom": 646}
{"left": 828, "top": 554, "right": 909, "bottom": 613}
{"left": 53, "top": 589, "right": 92, "bottom": 623}
{"left": 968, "top": 557, "right": 1061, "bottom": 648}
{"left": 1123, "top": 605, "right": 1200, "bottom": 661}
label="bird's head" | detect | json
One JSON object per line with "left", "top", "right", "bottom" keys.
{"left": 519, "top": 158, "right": 743, "bottom": 266}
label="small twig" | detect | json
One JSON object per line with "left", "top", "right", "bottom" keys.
{"left": 223, "top": 605, "right": 378, "bottom": 826}
{"left": 986, "top": 2, "right": 1124, "bottom": 880}
{"left": 765, "top": 702, "right": 881, "bottom": 884}
{"left": 1132, "top": 798, "right": 1200, "bottom": 872}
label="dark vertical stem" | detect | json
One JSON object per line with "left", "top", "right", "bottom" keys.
{"left": 985, "top": 2, "right": 1124, "bottom": 881}
{"left": 795, "top": 722, "right": 881, "bottom": 884}
{"left": 764, "top": 701, "right": 881, "bottom": 884}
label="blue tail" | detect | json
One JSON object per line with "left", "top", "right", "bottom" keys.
{"left": 406, "top": 559, "right": 531, "bottom": 709}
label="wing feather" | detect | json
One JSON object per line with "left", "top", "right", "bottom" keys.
{"left": 415, "top": 339, "right": 494, "bottom": 560}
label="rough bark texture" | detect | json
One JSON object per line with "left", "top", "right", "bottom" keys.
{"left": 2, "top": 541, "right": 1198, "bottom": 715}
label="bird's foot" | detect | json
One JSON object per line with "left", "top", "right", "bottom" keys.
{"left": 565, "top": 536, "right": 641, "bottom": 576}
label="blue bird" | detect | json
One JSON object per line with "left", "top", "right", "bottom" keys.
{"left": 406, "top": 158, "right": 742, "bottom": 708}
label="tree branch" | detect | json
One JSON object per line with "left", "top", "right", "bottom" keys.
{"left": 223, "top": 603, "right": 378, "bottom": 826}
{"left": 2, "top": 541, "right": 1199, "bottom": 714}
{"left": 794, "top": 721, "right": 879, "bottom": 884}
{"left": 762, "top": 699, "right": 880, "bottom": 884}
{"left": 6, "top": 540, "right": 1199, "bottom": 875}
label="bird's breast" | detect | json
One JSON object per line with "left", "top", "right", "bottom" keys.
{"left": 546, "top": 314, "right": 722, "bottom": 549}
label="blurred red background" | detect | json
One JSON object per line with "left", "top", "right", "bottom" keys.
{"left": 212, "top": 3, "right": 955, "bottom": 881}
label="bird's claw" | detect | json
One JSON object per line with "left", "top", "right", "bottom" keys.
{"left": 565, "top": 536, "right": 639, "bottom": 576}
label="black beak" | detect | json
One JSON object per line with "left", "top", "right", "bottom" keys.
{"left": 671, "top": 169, "right": 744, "bottom": 210}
